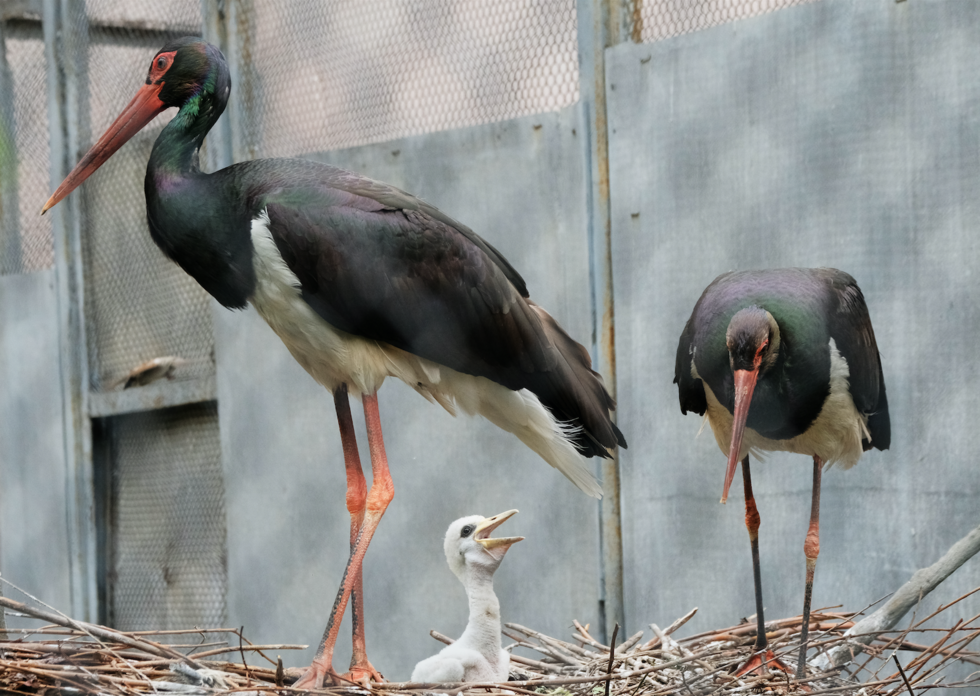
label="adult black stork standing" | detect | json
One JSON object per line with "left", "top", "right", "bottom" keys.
{"left": 43, "top": 37, "right": 626, "bottom": 688}
{"left": 673, "top": 268, "right": 889, "bottom": 679}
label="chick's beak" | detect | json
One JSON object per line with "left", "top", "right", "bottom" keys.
{"left": 474, "top": 509, "right": 524, "bottom": 557}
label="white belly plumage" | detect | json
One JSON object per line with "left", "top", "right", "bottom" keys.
{"left": 247, "top": 212, "right": 602, "bottom": 497}
{"left": 695, "top": 340, "right": 872, "bottom": 469}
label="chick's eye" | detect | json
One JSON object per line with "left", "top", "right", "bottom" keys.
{"left": 460, "top": 525, "right": 474, "bottom": 538}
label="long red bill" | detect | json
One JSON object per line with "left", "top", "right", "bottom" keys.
{"left": 42, "top": 82, "right": 167, "bottom": 214}
{"left": 720, "top": 368, "right": 759, "bottom": 504}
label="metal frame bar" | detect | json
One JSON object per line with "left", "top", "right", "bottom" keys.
{"left": 577, "top": 0, "right": 629, "bottom": 644}
{"left": 201, "top": 0, "right": 233, "bottom": 171}
{"left": 44, "top": 0, "right": 96, "bottom": 622}
{"left": 88, "top": 376, "right": 217, "bottom": 418}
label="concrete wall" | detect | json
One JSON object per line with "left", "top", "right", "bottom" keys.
{"left": 609, "top": 0, "right": 980, "bottom": 653}
{"left": 0, "top": 270, "right": 72, "bottom": 619}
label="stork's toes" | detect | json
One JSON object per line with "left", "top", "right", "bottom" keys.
{"left": 292, "top": 658, "right": 339, "bottom": 690}
{"left": 734, "top": 649, "right": 795, "bottom": 679}
{"left": 342, "top": 661, "right": 384, "bottom": 688}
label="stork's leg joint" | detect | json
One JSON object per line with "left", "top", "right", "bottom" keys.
{"left": 366, "top": 478, "right": 394, "bottom": 513}
{"left": 744, "top": 496, "right": 761, "bottom": 541}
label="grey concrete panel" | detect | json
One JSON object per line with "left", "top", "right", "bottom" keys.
{"left": 214, "top": 105, "right": 603, "bottom": 679}
{"left": 0, "top": 270, "right": 72, "bottom": 618}
{"left": 608, "top": 0, "right": 980, "bottom": 654}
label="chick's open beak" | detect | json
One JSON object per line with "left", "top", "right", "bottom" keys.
{"left": 474, "top": 509, "right": 524, "bottom": 552}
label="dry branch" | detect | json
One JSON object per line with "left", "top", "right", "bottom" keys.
{"left": 810, "top": 521, "right": 980, "bottom": 671}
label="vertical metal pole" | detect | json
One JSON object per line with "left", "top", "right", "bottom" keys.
{"left": 201, "top": 0, "right": 233, "bottom": 171}
{"left": 224, "top": 0, "right": 253, "bottom": 163}
{"left": 577, "top": 0, "right": 627, "bottom": 644}
{"left": 44, "top": 0, "right": 96, "bottom": 622}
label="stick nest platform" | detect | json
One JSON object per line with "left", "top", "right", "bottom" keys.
{"left": 0, "top": 591, "right": 977, "bottom": 696}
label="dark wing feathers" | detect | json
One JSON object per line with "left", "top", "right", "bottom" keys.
{"left": 821, "top": 269, "right": 891, "bottom": 450}
{"left": 673, "top": 309, "right": 708, "bottom": 416}
{"left": 320, "top": 167, "right": 530, "bottom": 297}
{"left": 256, "top": 163, "right": 624, "bottom": 456}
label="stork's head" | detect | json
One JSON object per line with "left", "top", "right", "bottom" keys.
{"left": 719, "top": 306, "right": 781, "bottom": 504}
{"left": 725, "top": 306, "right": 780, "bottom": 375}
{"left": 43, "top": 37, "right": 230, "bottom": 214}
{"left": 443, "top": 510, "right": 523, "bottom": 579}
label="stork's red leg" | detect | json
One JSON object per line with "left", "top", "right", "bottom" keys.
{"left": 295, "top": 391, "right": 393, "bottom": 689}
{"left": 342, "top": 392, "right": 385, "bottom": 686}
{"left": 796, "top": 456, "right": 823, "bottom": 678}
{"left": 333, "top": 386, "right": 382, "bottom": 685}
{"left": 735, "top": 455, "right": 794, "bottom": 678}
{"left": 742, "top": 455, "right": 767, "bottom": 654}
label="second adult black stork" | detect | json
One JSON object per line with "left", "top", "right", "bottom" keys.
{"left": 43, "top": 37, "right": 626, "bottom": 688}
{"left": 674, "top": 268, "right": 889, "bottom": 679}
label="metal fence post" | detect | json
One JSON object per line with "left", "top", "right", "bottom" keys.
{"left": 201, "top": 0, "right": 233, "bottom": 171}
{"left": 44, "top": 0, "right": 96, "bottom": 623}
{"left": 577, "top": 0, "right": 629, "bottom": 644}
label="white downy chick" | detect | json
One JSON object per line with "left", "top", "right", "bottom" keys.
{"left": 411, "top": 510, "right": 524, "bottom": 684}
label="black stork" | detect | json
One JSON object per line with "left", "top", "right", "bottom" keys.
{"left": 673, "top": 268, "right": 889, "bottom": 679}
{"left": 43, "top": 37, "right": 626, "bottom": 688}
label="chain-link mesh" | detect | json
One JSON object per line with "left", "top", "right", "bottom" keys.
{"left": 628, "top": 0, "right": 818, "bottom": 44}
{"left": 85, "top": 0, "right": 200, "bottom": 33}
{"left": 1, "top": 20, "right": 54, "bottom": 275}
{"left": 234, "top": 0, "right": 579, "bottom": 160}
{"left": 80, "top": 25, "right": 215, "bottom": 391}
{"left": 107, "top": 402, "right": 226, "bottom": 630}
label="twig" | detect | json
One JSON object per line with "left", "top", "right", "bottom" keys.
{"left": 0, "top": 595, "right": 204, "bottom": 670}
{"left": 893, "top": 655, "right": 915, "bottom": 696}
{"left": 237, "top": 625, "right": 252, "bottom": 686}
{"left": 507, "top": 623, "right": 593, "bottom": 662}
{"left": 605, "top": 622, "right": 619, "bottom": 696}
{"left": 666, "top": 608, "right": 699, "bottom": 638}
{"left": 617, "top": 630, "right": 646, "bottom": 654}
{"left": 574, "top": 619, "right": 608, "bottom": 650}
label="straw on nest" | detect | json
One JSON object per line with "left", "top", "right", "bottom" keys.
{"left": 0, "top": 587, "right": 977, "bottom": 696}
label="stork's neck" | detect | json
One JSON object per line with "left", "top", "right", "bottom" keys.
{"left": 148, "top": 45, "right": 229, "bottom": 183}
{"left": 148, "top": 94, "right": 222, "bottom": 182}
{"left": 457, "top": 566, "right": 503, "bottom": 654}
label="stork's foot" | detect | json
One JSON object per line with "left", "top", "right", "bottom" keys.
{"left": 341, "top": 660, "right": 384, "bottom": 688}
{"left": 292, "top": 658, "right": 340, "bottom": 690}
{"left": 734, "top": 649, "right": 795, "bottom": 678}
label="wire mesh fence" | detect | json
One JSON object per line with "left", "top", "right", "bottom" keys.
{"left": 101, "top": 403, "right": 226, "bottom": 631}
{"left": 627, "top": 0, "right": 818, "bottom": 44}
{"left": 232, "top": 0, "right": 580, "bottom": 160}
{"left": 0, "top": 19, "right": 54, "bottom": 275}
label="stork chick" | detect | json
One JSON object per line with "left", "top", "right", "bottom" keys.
{"left": 412, "top": 510, "right": 523, "bottom": 684}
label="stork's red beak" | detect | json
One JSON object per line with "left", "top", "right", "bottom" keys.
{"left": 720, "top": 368, "right": 759, "bottom": 504}
{"left": 42, "top": 82, "right": 167, "bottom": 214}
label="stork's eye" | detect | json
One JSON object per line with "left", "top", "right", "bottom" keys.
{"left": 460, "top": 525, "right": 474, "bottom": 538}
{"left": 156, "top": 56, "right": 168, "bottom": 70}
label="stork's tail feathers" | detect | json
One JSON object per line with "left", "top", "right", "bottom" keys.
{"left": 451, "top": 380, "right": 604, "bottom": 498}
{"left": 525, "top": 302, "right": 627, "bottom": 458}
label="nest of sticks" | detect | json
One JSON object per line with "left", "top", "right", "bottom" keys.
{"left": 0, "top": 589, "right": 977, "bottom": 696}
